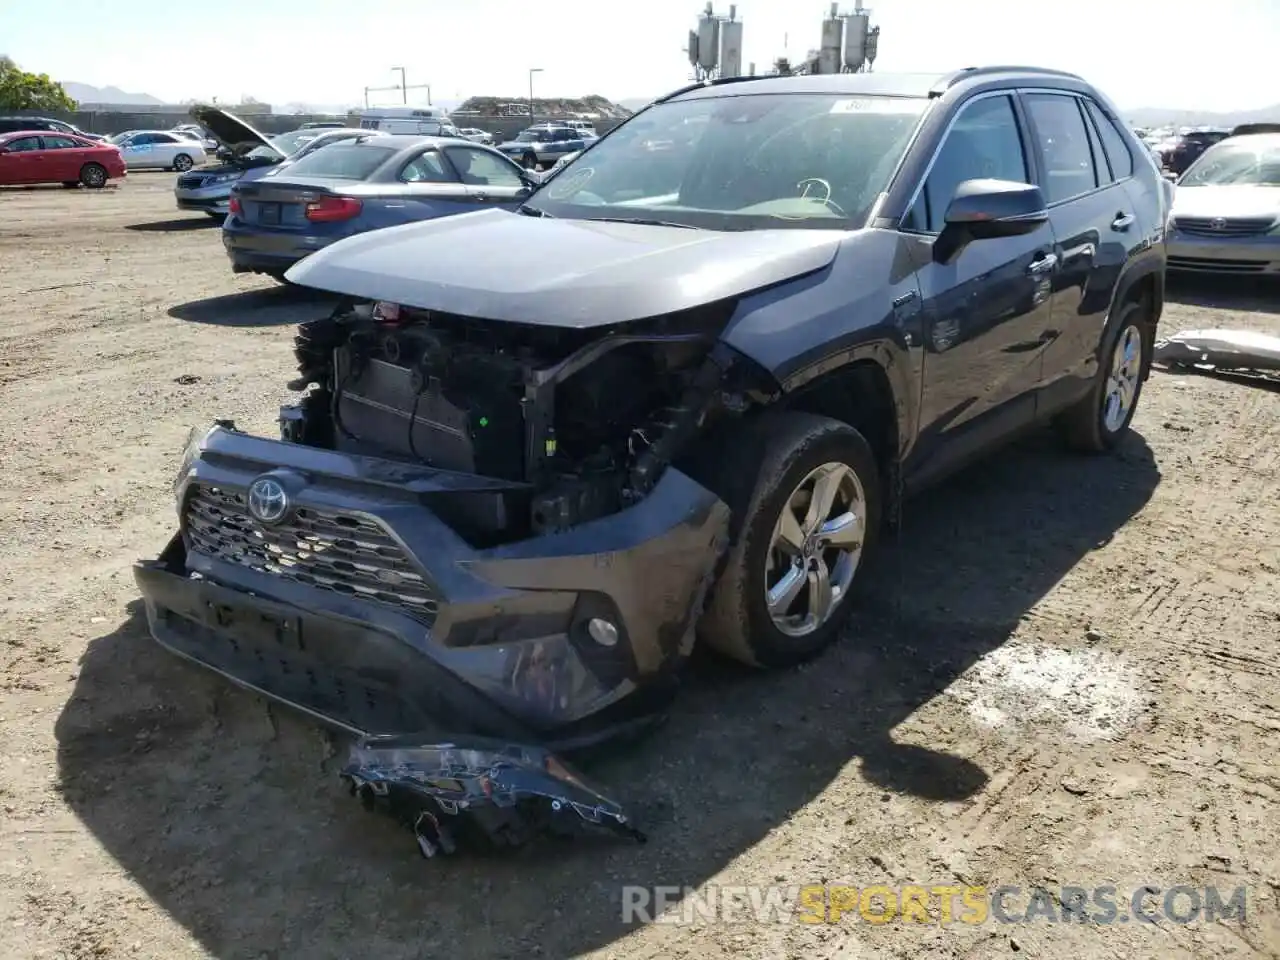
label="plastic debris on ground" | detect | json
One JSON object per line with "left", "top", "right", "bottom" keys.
{"left": 340, "top": 733, "right": 647, "bottom": 859}
{"left": 1153, "top": 328, "right": 1280, "bottom": 386}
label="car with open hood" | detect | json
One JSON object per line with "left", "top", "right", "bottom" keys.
{"left": 134, "top": 67, "right": 1168, "bottom": 765}
{"left": 174, "top": 106, "right": 303, "bottom": 217}
{"left": 1166, "top": 132, "right": 1280, "bottom": 275}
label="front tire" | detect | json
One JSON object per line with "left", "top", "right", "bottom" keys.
{"left": 172, "top": 153, "right": 194, "bottom": 172}
{"left": 79, "top": 163, "right": 107, "bottom": 188}
{"left": 693, "top": 411, "right": 882, "bottom": 669}
{"left": 1057, "top": 300, "right": 1149, "bottom": 453}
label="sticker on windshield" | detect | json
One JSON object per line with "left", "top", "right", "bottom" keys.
{"left": 829, "top": 98, "right": 916, "bottom": 114}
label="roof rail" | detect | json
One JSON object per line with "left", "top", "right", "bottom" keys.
{"left": 928, "top": 65, "right": 1085, "bottom": 97}
{"left": 652, "top": 74, "right": 771, "bottom": 105}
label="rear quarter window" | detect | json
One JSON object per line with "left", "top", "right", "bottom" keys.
{"left": 283, "top": 143, "right": 398, "bottom": 179}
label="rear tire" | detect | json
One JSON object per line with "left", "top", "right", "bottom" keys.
{"left": 172, "top": 153, "right": 194, "bottom": 172}
{"left": 79, "top": 163, "right": 107, "bottom": 188}
{"left": 1057, "top": 300, "right": 1150, "bottom": 453}
{"left": 689, "top": 411, "right": 882, "bottom": 669}
{"left": 521, "top": 151, "right": 537, "bottom": 169}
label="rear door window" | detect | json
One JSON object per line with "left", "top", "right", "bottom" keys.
{"left": 1023, "top": 93, "right": 1101, "bottom": 204}
{"left": 6, "top": 136, "right": 43, "bottom": 152}
{"left": 285, "top": 143, "right": 398, "bottom": 179}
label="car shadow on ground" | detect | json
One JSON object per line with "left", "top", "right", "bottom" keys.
{"left": 168, "top": 286, "right": 341, "bottom": 327}
{"left": 126, "top": 217, "right": 223, "bottom": 232}
{"left": 55, "top": 429, "right": 1159, "bottom": 959}
{"left": 1165, "top": 274, "right": 1280, "bottom": 317}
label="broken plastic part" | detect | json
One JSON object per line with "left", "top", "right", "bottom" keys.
{"left": 1154, "top": 328, "right": 1280, "bottom": 383}
{"left": 339, "top": 734, "right": 646, "bottom": 859}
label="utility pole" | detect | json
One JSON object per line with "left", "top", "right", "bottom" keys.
{"left": 528, "top": 67, "right": 543, "bottom": 122}
{"left": 392, "top": 66, "right": 407, "bottom": 104}
{"left": 364, "top": 82, "right": 431, "bottom": 109}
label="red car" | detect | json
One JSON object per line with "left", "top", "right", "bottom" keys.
{"left": 0, "top": 130, "right": 126, "bottom": 188}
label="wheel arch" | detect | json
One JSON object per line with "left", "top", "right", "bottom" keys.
{"left": 1108, "top": 260, "right": 1163, "bottom": 379}
{"left": 772, "top": 354, "right": 906, "bottom": 501}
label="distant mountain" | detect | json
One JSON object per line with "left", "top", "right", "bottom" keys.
{"left": 61, "top": 81, "right": 164, "bottom": 105}
{"left": 1123, "top": 103, "right": 1280, "bottom": 129}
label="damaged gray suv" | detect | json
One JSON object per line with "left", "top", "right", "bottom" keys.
{"left": 135, "top": 67, "right": 1169, "bottom": 754}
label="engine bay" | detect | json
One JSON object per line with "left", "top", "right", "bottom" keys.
{"left": 280, "top": 299, "right": 751, "bottom": 545}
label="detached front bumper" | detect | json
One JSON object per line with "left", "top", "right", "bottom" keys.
{"left": 134, "top": 424, "right": 730, "bottom": 748}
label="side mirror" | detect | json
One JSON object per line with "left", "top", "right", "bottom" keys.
{"left": 933, "top": 178, "right": 1049, "bottom": 265}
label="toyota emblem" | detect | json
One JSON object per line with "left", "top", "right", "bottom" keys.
{"left": 247, "top": 476, "right": 290, "bottom": 524}
{"left": 1210, "top": 217, "right": 1228, "bottom": 231}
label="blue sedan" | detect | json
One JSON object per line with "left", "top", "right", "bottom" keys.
{"left": 223, "top": 135, "right": 537, "bottom": 282}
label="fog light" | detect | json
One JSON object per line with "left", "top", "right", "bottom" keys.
{"left": 586, "top": 618, "right": 619, "bottom": 647}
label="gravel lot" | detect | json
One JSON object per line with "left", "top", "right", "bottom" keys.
{"left": 2, "top": 172, "right": 1278, "bottom": 960}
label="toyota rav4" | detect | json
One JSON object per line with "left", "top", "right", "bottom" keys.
{"left": 135, "top": 66, "right": 1170, "bottom": 753}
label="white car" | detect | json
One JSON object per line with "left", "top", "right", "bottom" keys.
{"left": 456, "top": 127, "right": 495, "bottom": 145}
{"left": 108, "top": 130, "right": 207, "bottom": 171}
{"left": 171, "top": 127, "right": 218, "bottom": 152}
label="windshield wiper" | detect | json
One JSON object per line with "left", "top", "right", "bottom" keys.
{"left": 584, "top": 216, "right": 701, "bottom": 229}
{"left": 518, "top": 204, "right": 553, "bottom": 218}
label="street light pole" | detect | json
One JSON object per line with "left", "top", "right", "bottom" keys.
{"left": 392, "top": 66, "right": 407, "bottom": 104}
{"left": 528, "top": 67, "right": 543, "bottom": 123}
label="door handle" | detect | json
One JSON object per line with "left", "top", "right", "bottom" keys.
{"left": 1111, "top": 212, "right": 1136, "bottom": 231}
{"left": 1027, "top": 252, "right": 1058, "bottom": 276}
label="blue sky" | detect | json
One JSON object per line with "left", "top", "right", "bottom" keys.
{"left": 2, "top": 0, "right": 1277, "bottom": 111}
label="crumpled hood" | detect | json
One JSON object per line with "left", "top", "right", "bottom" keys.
{"left": 1171, "top": 185, "right": 1280, "bottom": 221}
{"left": 285, "top": 209, "right": 845, "bottom": 327}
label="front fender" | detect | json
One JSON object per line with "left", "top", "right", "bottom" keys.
{"left": 720, "top": 232, "right": 921, "bottom": 460}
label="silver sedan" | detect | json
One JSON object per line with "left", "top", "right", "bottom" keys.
{"left": 1166, "top": 133, "right": 1280, "bottom": 276}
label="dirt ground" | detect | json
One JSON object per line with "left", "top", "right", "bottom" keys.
{"left": 1, "top": 173, "right": 1278, "bottom": 960}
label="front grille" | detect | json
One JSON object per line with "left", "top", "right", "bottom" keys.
{"left": 1168, "top": 256, "right": 1269, "bottom": 273}
{"left": 1173, "top": 216, "right": 1276, "bottom": 237}
{"left": 183, "top": 485, "right": 438, "bottom": 620}
{"left": 176, "top": 174, "right": 207, "bottom": 189}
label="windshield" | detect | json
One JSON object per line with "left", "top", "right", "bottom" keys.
{"left": 108, "top": 132, "right": 132, "bottom": 144}
{"left": 282, "top": 143, "right": 396, "bottom": 179}
{"left": 524, "top": 93, "right": 928, "bottom": 230}
{"left": 245, "top": 129, "right": 317, "bottom": 160}
{"left": 1180, "top": 140, "right": 1280, "bottom": 187}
